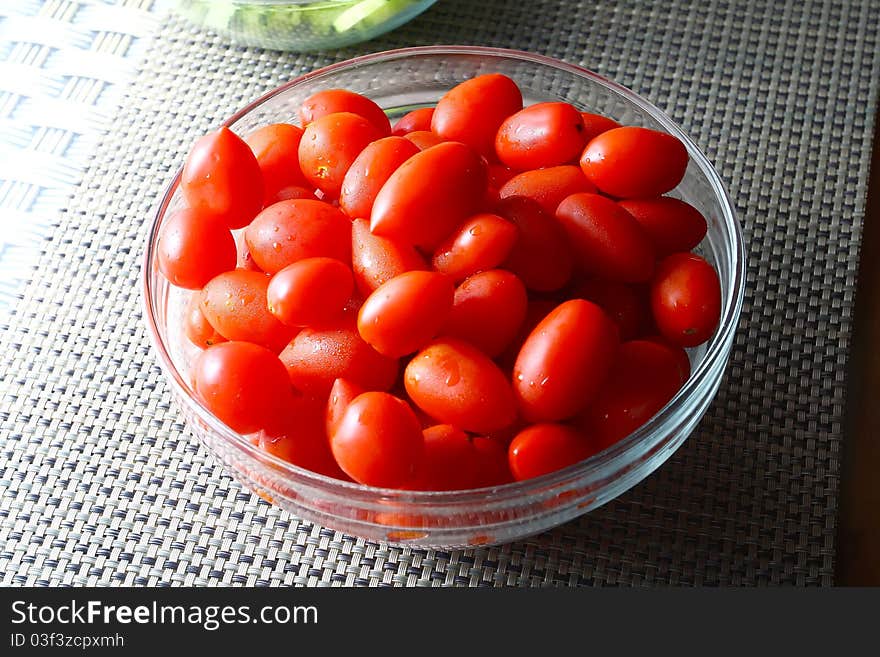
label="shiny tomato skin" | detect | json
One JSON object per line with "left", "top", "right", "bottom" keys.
{"left": 497, "top": 299, "right": 559, "bottom": 371}
{"left": 431, "top": 213, "right": 518, "bottom": 281}
{"left": 259, "top": 393, "right": 349, "bottom": 480}
{"left": 405, "top": 338, "right": 518, "bottom": 434}
{"left": 298, "top": 112, "right": 383, "bottom": 198}
{"left": 371, "top": 141, "right": 487, "bottom": 250}
{"left": 329, "top": 391, "right": 424, "bottom": 487}
{"left": 357, "top": 271, "right": 455, "bottom": 358}
{"left": 555, "top": 192, "right": 656, "bottom": 283}
{"left": 498, "top": 165, "right": 596, "bottom": 215}
{"left": 259, "top": 430, "right": 346, "bottom": 480}
{"left": 244, "top": 123, "right": 307, "bottom": 206}
{"left": 392, "top": 107, "right": 435, "bottom": 136}
{"left": 279, "top": 323, "right": 399, "bottom": 396}
{"left": 299, "top": 88, "right": 391, "bottom": 135}
{"left": 267, "top": 257, "right": 353, "bottom": 328}
{"left": 508, "top": 423, "right": 598, "bottom": 481}
{"left": 496, "top": 196, "right": 574, "bottom": 291}
{"left": 571, "top": 278, "right": 652, "bottom": 341}
{"left": 403, "top": 130, "right": 446, "bottom": 150}
{"left": 270, "top": 185, "right": 317, "bottom": 204}
{"left": 245, "top": 199, "right": 351, "bottom": 274}
{"left": 404, "top": 424, "right": 480, "bottom": 491}
{"left": 326, "top": 378, "right": 366, "bottom": 437}
{"left": 350, "top": 217, "right": 427, "bottom": 296}
{"left": 640, "top": 335, "right": 692, "bottom": 384}
{"left": 481, "top": 187, "right": 502, "bottom": 214}
{"left": 181, "top": 126, "right": 263, "bottom": 229}
{"left": 443, "top": 269, "right": 528, "bottom": 358}
{"left": 157, "top": 207, "right": 237, "bottom": 289}
{"left": 200, "top": 270, "right": 293, "bottom": 353}
{"left": 184, "top": 293, "right": 226, "bottom": 348}
{"left": 431, "top": 73, "right": 523, "bottom": 158}
{"left": 480, "top": 419, "right": 524, "bottom": 449}
{"left": 513, "top": 299, "right": 619, "bottom": 422}
{"left": 495, "top": 102, "right": 586, "bottom": 170}
{"left": 193, "top": 341, "right": 292, "bottom": 435}
{"left": 617, "top": 196, "right": 708, "bottom": 255}
{"left": 470, "top": 436, "right": 514, "bottom": 486}
{"left": 580, "top": 126, "right": 688, "bottom": 199}
{"left": 579, "top": 112, "right": 621, "bottom": 143}
{"left": 650, "top": 252, "right": 721, "bottom": 347}
{"left": 488, "top": 163, "right": 516, "bottom": 190}
{"left": 339, "top": 136, "right": 420, "bottom": 219}
{"left": 577, "top": 339, "right": 686, "bottom": 449}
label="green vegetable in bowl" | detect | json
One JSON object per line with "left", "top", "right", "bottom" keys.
{"left": 174, "top": 0, "right": 435, "bottom": 52}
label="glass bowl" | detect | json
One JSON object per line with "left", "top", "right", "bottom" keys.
{"left": 171, "top": 0, "right": 438, "bottom": 52}
{"left": 141, "top": 46, "right": 746, "bottom": 548}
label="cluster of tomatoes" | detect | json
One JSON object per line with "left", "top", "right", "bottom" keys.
{"left": 157, "top": 73, "right": 721, "bottom": 491}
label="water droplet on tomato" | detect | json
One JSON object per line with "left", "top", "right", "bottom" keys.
{"left": 439, "top": 357, "right": 460, "bottom": 386}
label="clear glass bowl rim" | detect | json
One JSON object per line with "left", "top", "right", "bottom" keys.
{"left": 141, "top": 45, "right": 746, "bottom": 509}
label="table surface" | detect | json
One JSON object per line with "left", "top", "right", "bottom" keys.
{"left": 836, "top": 104, "right": 880, "bottom": 586}
{"left": 1, "top": 0, "right": 878, "bottom": 586}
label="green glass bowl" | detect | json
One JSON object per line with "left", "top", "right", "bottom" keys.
{"left": 172, "top": 0, "right": 438, "bottom": 52}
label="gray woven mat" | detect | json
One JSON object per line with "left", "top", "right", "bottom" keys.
{"left": 2, "top": 0, "right": 878, "bottom": 586}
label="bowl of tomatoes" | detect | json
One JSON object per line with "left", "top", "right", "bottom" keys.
{"left": 142, "top": 46, "right": 745, "bottom": 548}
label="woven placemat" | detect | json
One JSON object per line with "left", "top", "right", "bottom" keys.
{"left": 2, "top": 0, "right": 878, "bottom": 586}
{"left": 0, "top": 0, "right": 158, "bottom": 315}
